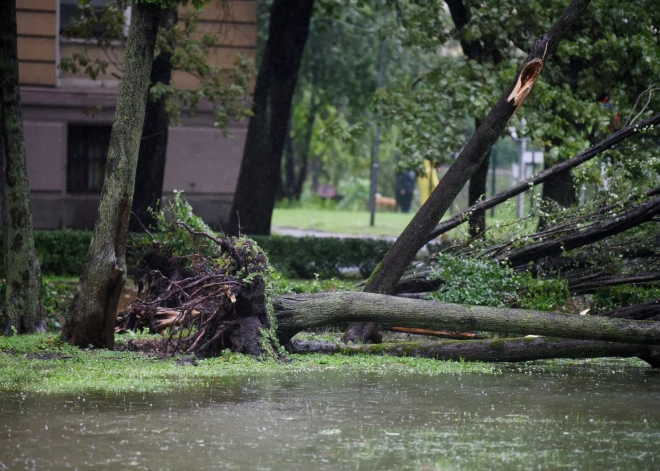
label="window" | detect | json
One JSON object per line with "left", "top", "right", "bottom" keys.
{"left": 59, "top": 0, "right": 130, "bottom": 38}
{"left": 66, "top": 124, "right": 112, "bottom": 193}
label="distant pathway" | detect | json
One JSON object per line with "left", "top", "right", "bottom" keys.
{"left": 271, "top": 226, "right": 398, "bottom": 242}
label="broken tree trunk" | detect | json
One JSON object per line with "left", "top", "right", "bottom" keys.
{"left": 426, "top": 112, "right": 660, "bottom": 242}
{"left": 275, "top": 291, "right": 660, "bottom": 346}
{"left": 343, "top": 0, "right": 592, "bottom": 343}
{"left": 290, "top": 338, "right": 660, "bottom": 367}
{"left": 361, "top": 0, "right": 591, "bottom": 296}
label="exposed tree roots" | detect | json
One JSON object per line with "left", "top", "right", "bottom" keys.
{"left": 117, "top": 223, "right": 277, "bottom": 357}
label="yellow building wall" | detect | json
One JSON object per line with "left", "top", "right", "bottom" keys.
{"left": 16, "top": 0, "right": 58, "bottom": 86}
{"left": 15, "top": 0, "right": 256, "bottom": 88}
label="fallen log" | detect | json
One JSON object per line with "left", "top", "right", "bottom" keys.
{"left": 569, "top": 271, "right": 660, "bottom": 295}
{"left": 274, "top": 292, "right": 660, "bottom": 345}
{"left": 290, "top": 337, "right": 660, "bottom": 367}
{"left": 601, "top": 298, "right": 660, "bottom": 321}
{"left": 426, "top": 113, "right": 660, "bottom": 242}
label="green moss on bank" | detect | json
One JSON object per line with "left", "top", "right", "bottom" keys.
{"left": 0, "top": 334, "right": 495, "bottom": 395}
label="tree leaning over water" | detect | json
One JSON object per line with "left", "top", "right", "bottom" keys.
{"left": 63, "top": 1, "right": 161, "bottom": 349}
{"left": 0, "top": 0, "right": 45, "bottom": 334}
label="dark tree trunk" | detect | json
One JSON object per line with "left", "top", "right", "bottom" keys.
{"left": 291, "top": 338, "right": 660, "bottom": 367}
{"left": 130, "top": 8, "right": 177, "bottom": 232}
{"left": 228, "top": 0, "right": 315, "bottom": 235}
{"left": 539, "top": 166, "right": 578, "bottom": 229}
{"left": 0, "top": 0, "right": 45, "bottom": 334}
{"left": 467, "top": 150, "right": 489, "bottom": 237}
{"left": 341, "top": 0, "right": 592, "bottom": 344}
{"left": 281, "top": 130, "right": 296, "bottom": 199}
{"left": 602, "top": 298, "right": 660, "bottom": 321}
{"left": 63, "top": 2, "right": 160, "bottom": 349}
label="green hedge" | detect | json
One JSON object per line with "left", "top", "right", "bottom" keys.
{"left": 253, "top": 235, "right": 392, "bottom": 279}
{"left": 2, "top": 231, "right": 392, "bottom": 279}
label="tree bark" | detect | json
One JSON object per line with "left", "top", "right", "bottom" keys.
{"left": 274, "top": 291, "right": 660, "bottom": 346}
{"left": 426, "top": 113, "right": 660, "bottom": 242}
{"left": 228, "top": 0, "right": 315, "bottom": 235}
{"left": 361, "top": 0, "right": 592, "bottom": 297}
{"left": 570, "top": 272, "right": 660, "bottom": 295}
{"left": 130, "top": 7, "right": 177, "bottom": 232}
{"left": 62, "top": 2, "right": 160, "bottom": 349}
{"left": 290, "top": 337, "right": 660, "bottom": 367}
{"left": 602, "top": 298, "right": 660, "bottom": 321}
{"left": 539, "top": 166, "right": 578, "bottom": 229}
{"left": 0, "top": 0, "right": 45, "bottom": 334}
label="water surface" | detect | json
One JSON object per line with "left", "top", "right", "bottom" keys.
{"left": 1, "top": 361, "right": 659, "bottom": 470}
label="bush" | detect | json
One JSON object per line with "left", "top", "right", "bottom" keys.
{"left": 0, "top": 230, "right": 92, "bottom": 277}
{"left": 253, "top": 235, "right": 392, "bottom": 279}
{"left": 0, "top": 230, "right": 390, "bottom": 280}
{"left": 427, "top": 254, "right": 569, "bottom": 311}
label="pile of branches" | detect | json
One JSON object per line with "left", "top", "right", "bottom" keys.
{"left": 117, "top": 222, "right": 277, "bottom": 357}
{"left": 383, "top": 189, "right": 660, "bottom": 320}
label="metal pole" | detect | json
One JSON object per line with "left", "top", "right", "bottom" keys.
{"left": 516, "top": 138, "right": 527, "bottom": 218}
{"left": 369, "top": 23, "right": 388, "bottom": 227}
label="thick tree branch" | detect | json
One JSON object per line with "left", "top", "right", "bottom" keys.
{"left": 427, "top": 112, "right": 660, "bottom": 242}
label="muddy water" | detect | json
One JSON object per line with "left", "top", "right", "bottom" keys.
{"left": 1, "top": 362, "right": 659, "bottom": 470}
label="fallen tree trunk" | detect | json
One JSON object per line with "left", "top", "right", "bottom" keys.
{"left": 426, "top": 113, "right": 660, "bottom": 242}
{"left": 570, "top": 271, "right": 660, "bottom": 295}
{"left": 274, "top": 291, "right": 660, "bottom": 345}
{"left": 601, "top": 298, "right": 660, "bottom": 321}
{"left": 290, "top": 338, "right": 660, "bottom": 367}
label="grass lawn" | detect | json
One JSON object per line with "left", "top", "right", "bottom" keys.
{"left": 272, "top": 208, "right": 415, "bottom": 237}
{"left": 271, "top": 201, "right": 536, "bottom": 238}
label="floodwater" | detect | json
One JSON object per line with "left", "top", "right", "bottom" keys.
{"left": 1, "top": 362, "right": 659, "bottom": 470}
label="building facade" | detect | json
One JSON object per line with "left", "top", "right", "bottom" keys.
{"left": 17, "top": 0, "right": 256, "bottom": 229}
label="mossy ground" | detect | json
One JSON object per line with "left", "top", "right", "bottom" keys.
{"left": 1, "top": 334, "right": 650, "bottom": 395}
{"left": 0, "top": 333, "right": 497, "bottom": 395}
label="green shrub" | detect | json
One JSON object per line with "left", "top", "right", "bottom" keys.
{"left": 34, "top": 230, "right": 92, "bottom": 276}
{"left": 252, "top": 235, "right": 392, "bottom": 279}
{"left": 0, "top": 230, "right": 390, "bottom": 280}
{"left": 427, "top": 254, "right": 569, "bottom": 311}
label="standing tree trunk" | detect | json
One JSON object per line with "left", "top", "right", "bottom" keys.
{"left": 541, "top": 167, "right": 577, "bottom": 207}
{"left": 130, "top": 7, "right": 177, "bottom": 232}
{"left": 467, "top": 147, "right": 490, "bottom": 237}
{"left": 0, "top": 0, "right": 45, "bottom": 334}
{"left": 62, "top": 3, "right": 160, "bottom": 349}
{"left": 227, "top": 0, "right": 315, "bottom": 235}
{"left": 342, "top": 0, "right": 592, "bottom": 343}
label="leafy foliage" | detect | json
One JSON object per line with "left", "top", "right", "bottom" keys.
{"left": 427, "top": 254, "right": 569, "bottom": 311}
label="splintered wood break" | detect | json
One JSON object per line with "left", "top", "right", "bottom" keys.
{"left": 507, "top": 58, "right": 545, "bottom": 108}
